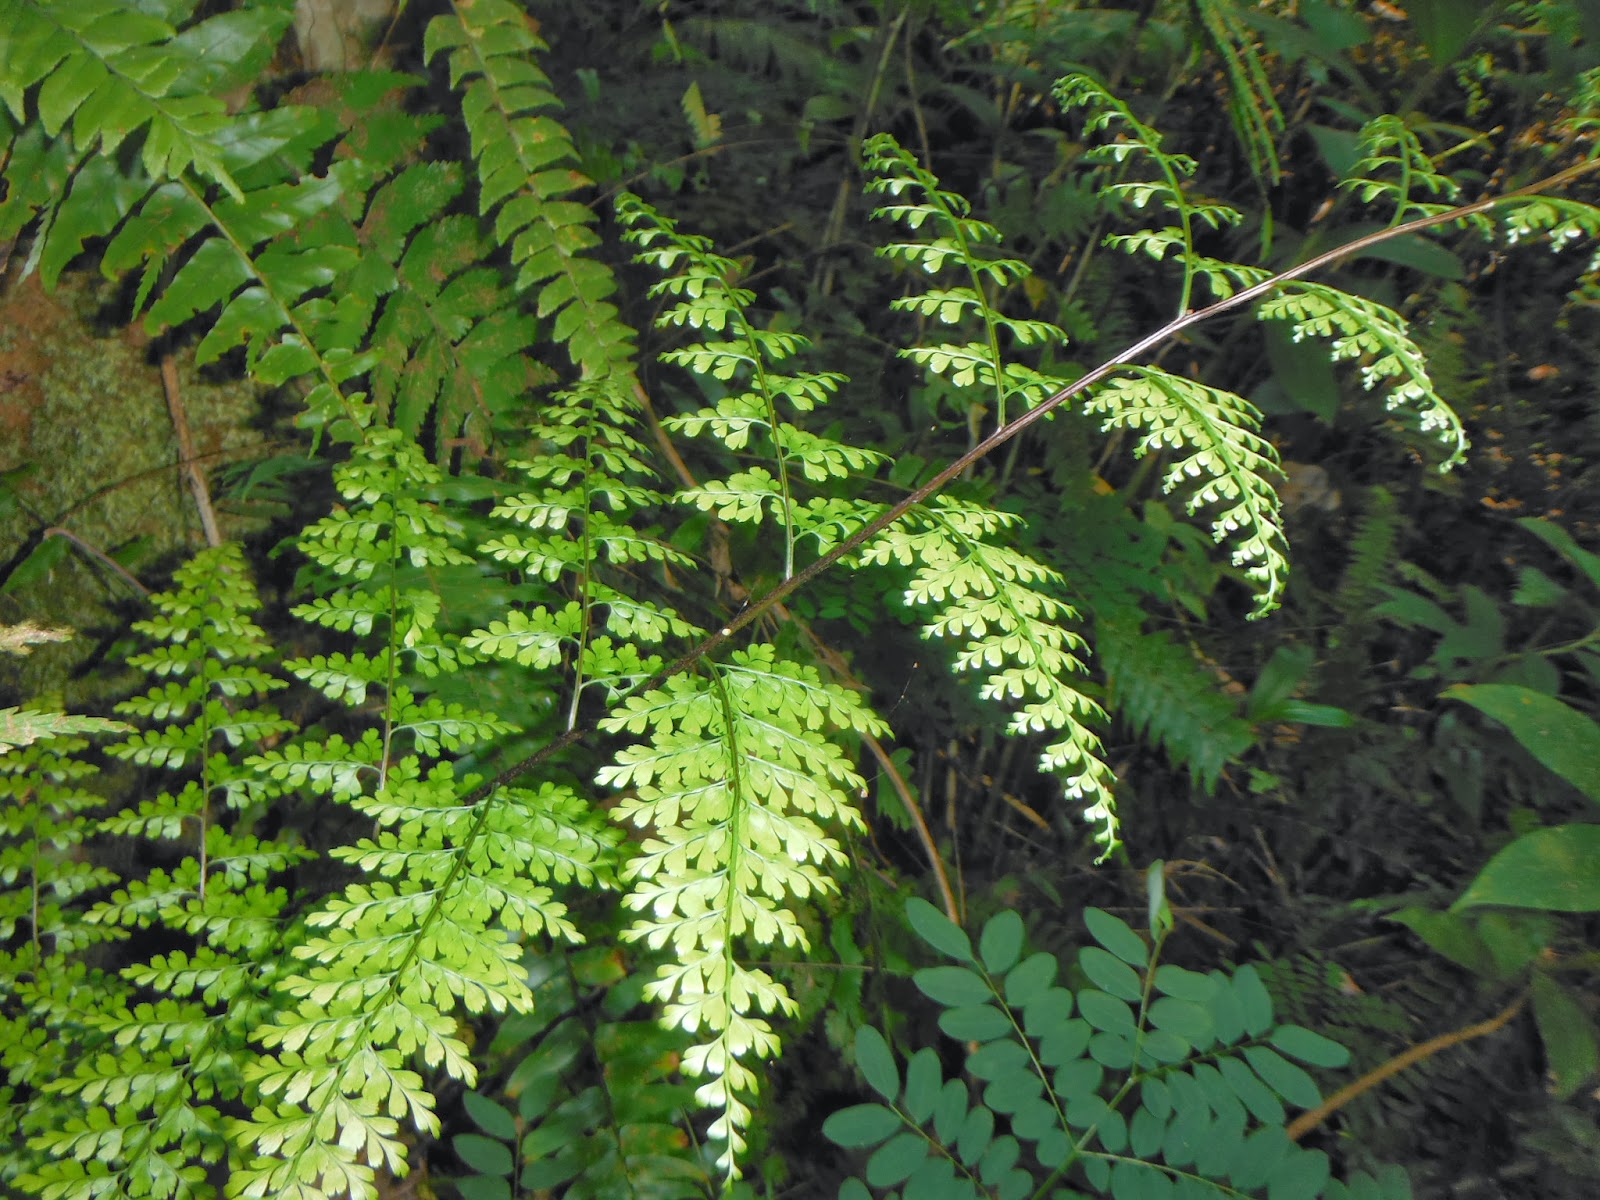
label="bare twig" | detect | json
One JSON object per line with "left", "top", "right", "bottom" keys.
{"left": 160, "top": 353, "right": 222, "bottom": 547}
{"left": 38, "top": 527, "right": 150, "bottom": 597}
{"left": 1287, "top": 991, "right": 1528, "bottom": 1142}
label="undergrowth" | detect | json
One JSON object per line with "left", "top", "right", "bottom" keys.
{"left": 2, "top": 3, "right": 1599, "bottom": 1199}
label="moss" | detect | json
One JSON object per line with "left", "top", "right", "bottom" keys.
{"left": 0, "top": 272, "right": 271, "bottom": 709}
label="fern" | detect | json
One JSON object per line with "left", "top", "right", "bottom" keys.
{"left": 1341, "top": 115, "right": 1471, "bottom": 227}
{"left": 1097, "top": 616, "right": 1255, "bottom": 792}
{"left": 1085, "top": 367, "right": 1290, "bottom": 617}
{"left": 10, "top": 546, "right": 306, "bottom": 1200}
{"left": 595, "top": 645, "right": 887, "bottom": 1175}
{"left": 5, "top": 9, "right": 1600, "bottom": 1195}
{"left": 861, "top": 136, "right": 1119, "bottom": 848}
{"left": 235, "top": 434, "right": 619, "bottom": 1200}
{"left": 425, "top": 0, "right": 637, "bottom": 382}
{"left": 0, "top": 731, "right": 125, "bottom": 1189}
{"left": 1056, "top": 73, "right": 1260, "bottom": 315}
{"left": 1255, "top": 284, "right": 1467, "bottom": 469}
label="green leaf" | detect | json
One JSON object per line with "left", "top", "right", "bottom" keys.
{"left": 940, "top": 1004, "right": 1014, "bottom": 1043}
{"left": 1409, "top": 0, "right": 1494, "bottom": 62}
{"left": 463, "top": 1092, "right": 518, "bottom": 1141}
{"left": 1004, "top": 953, "right": 1058, "bottom": 1008}
{"left": 1080, "top": 946, "right": 1144, "bottom": 1002}
{"left": 1269, "top": 1025, "right": 1351, "bottom": 1070}
{"left": 905, "top": 1048, "right": 943, "bottom": 1123}
{"left": 1388, "top": 907, "right": 1496, "bottom": 976}
{"left": 917, "top": 966, "right": 995, "bottom": 1007}
{"left": 1517, "top": 517, "right": 1600, "bottom": 594}
{"left": 856, "top": 1026, "right": 901, "bottom": 1102}
{"left": 1532, "top": 973, "right": 1600, "bottom": 1099}
{"left": 1148, "top": 996, "right": 1213, "bottom": 1046}
{"left": 455, "top": 1133, "right": 514, "bottom": 1178}
{"left": 1443, "top": 684, "right": 1600, "bottom": 804}
{"left": 1243, "top": 1046, "right": 1322, "bottom": 1109}
{"left": 1078, "top": 989, "right": 1136, "bottom": 1037}
{"left": 1089, "top": 1032, "right": 1135, "bottom": 1069}
{"left": 1230, "top": 965, "right": 1274, "bottom": 1035}
{"left": 969, "top": 1038, "right": 1032, "bottom": 1081}
{"left": 1453, "top": 824, "right": 1600, "bottom": 912}
{"left": 980, "top": 909, "right": 1025, "bottom": 974}
{"left": 1153, "top": 965, "right": 1215, "bottom": 1003}
{"left": 908, "top": 897, "right": 975, "bottom": 962}
{"left": 866, "top": 1132, "right": 929, "bottom": 1187}
{"left": 455, "top": 1176, "right": 512, "bottom": 1200}
{"left": 1084, "top": 907, "right": 1148, "bottom": 967}
{"left": 1268, "top": 1147, "right": 1331, "bottom": 1200}
{"left": 823, "top": 1103, "right": 902, "bottom": 1149}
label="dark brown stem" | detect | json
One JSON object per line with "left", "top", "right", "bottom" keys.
{"left": 458, "top": 159, "right": 1600, "bottom": 811}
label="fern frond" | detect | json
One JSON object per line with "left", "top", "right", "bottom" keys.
{"left": 1257, "top": 283, "right": 1468, "bottom": 468}
{"left": 859, "top": 499, "right": 1118, "bottom": 849}
{"left": 1085, "top": 366, "right": 1289, "bottom": 616}
{"left": 470, "top": 375, "right": 699, "bottom": 728}
{"left": 359, "top": 156, "right": 544, "bottom": 456}
{"left": 1342, "top": 115, "right": 1470, "bottom": 226}
{"left": 864, "top": 133, "right": 1070, "bottom": 427}
{"left": 0, "top": 1, "right": 293, "bottom": 201}
{"left": 235, "top": 434, "right": 621, "bottom": 1200}
{"left": 425, "top": 0, "right": 636, "bottom": 381}
{"left": 11, "top": 546, "right": 308, "bottom": 1200}
{"left": 1055, "top": 72, "right": 1246, "bottom": 314}
{"left": 1097, "top": 616, "right": 1254, "bottom": 790}
{"left": 596, "top": 645, "right": 887, "bottom": 1176}
{"left": 1192, "top": 0, "right": 1285, "bottom": 184}
{"left": 621, "top": 192, "right": 885, "bottom": 580}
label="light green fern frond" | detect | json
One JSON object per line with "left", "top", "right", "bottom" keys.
{"left": 1257, "top": 283, "right": 1468, "bottom": 468}
{"left": 619, "top": 192, "right": 884, "bottom": 580}
{"left": 864, "top": 133, "right": 1069, "bottom": 428}
{"left": 857, "top": 499, "right": 1118, "bottom": 849}
{"left": 1086, "top": 366, "right": 1289, "bottom": 616}
{"left": 857, "top": 132, "right": 1118, "bottom": 848}
{"left": 1342, "top": 114, "right": 1472, "bottom": 227}
{"left": 469, "top": 376, "right": 701, "bottom": 726}
{"left": 20, "top": 546, "right": 307, "bottom": 1200}
{"left": 597, "top": 644, "right": 888, "bottom": 1176}
{"left": 1055, "top": 73, "right": 1246, "bottom": 314}
{"left": 236, "top": 434, "right": 620, "bottom": 1200}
